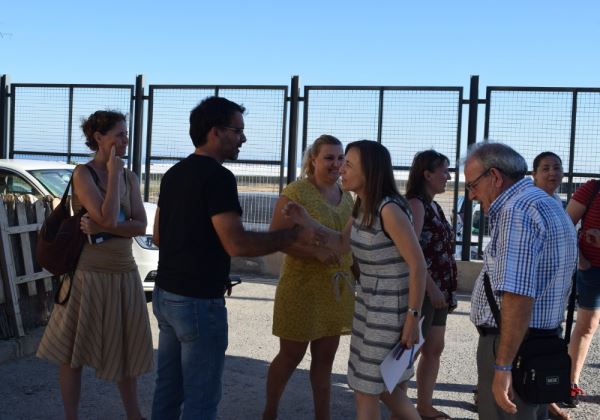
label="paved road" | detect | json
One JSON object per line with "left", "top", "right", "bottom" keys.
{"left": 1, "top": 276, "right": 599, "bottom": 419}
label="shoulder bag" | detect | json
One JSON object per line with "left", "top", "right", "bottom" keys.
{"left": 483, "top": 272, "right": 574, "bottom": 404}
{"left": 36, "top": 165, "right": 99, "bottom": 304}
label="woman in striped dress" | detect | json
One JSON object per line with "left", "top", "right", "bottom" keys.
{"left": 37, "top": 111, "right": 153, "bottom": 420}
{"left": 285, "top": 140, "right": 427, "bottom": 420}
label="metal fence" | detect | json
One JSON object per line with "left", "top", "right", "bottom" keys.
{"left": 1, "top": 75, "right": 600, "bottom": 260}
{"left": 143, "top": 85, "right": 288, "bottom": 228}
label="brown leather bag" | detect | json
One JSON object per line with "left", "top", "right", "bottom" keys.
{"left": 36, "top": 165, "right": 98, "bottom": 304}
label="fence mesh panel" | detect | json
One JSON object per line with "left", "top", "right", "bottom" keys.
{"left": 304, "top": 88, "right": 462, "bottom": 216}
{"left": 13, "top": 87, "right": 70, "bottom": 155}
{"left": 304, "top": 89, "right": 380, "bottom": 148}
{"left": 11, "top": 85, "right": 132, "bottom": 166}
{"left": 146, "top": 87, "right": 287, "bottom": 228}
{"left": 573, "top": 92, "right": 600, "bottom": 177}
{"left": 381, "top": 90, "right": 461, "bottom": 216}
{"left": 147, "top": 88, "right": 215, "bottom": 160}
{"left": 486, "top": 90, "right": 573, "bottom": 175}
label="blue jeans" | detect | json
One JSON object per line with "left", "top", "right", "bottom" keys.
{"left": 151, "top": 287, "right": 228, "bottom": 420}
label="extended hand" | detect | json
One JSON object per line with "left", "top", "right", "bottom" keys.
{"left": 492, "top": 370, "right": 517, "bottom": 414}
{"left": 585, "top": 228, "right": 600, "bottom": 248}
{"left": 282, "top": 200, "right": 311, "bottom": 226}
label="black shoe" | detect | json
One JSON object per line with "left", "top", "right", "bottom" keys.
{"left": 563, "top": 383, "right": 584, "bottom": 408}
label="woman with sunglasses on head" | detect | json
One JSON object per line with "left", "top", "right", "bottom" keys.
{"left": 406, "top": 150, "right": 457, "bottom": 420}
{"left": 285, "top": 140, "right": 427, "bottom": 420}
{"left": 263, "top": 135, "right": 355, "bottom": 420}
{"left": 37, "top": 111, "right": 153, "bottom": 420}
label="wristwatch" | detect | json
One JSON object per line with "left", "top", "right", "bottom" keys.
{"left": 407, "top": 307, "right": 421, "bottom": 318}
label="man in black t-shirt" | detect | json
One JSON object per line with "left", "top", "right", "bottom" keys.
{"left": 151, "top": 97, "right": 310, "bottom": 420}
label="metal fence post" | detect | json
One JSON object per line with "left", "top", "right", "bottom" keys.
{"left": 67, "top": 87, "right": 74, "bottom": 163}
{"left": 461, "top": 75, "right": 479, "bottom": 261}
{"left": 287, "top": 75, "right": 300, "bottom": 184}
{"left": 566, "top": 91, "right": 578, "bottom": 202}
{"left": 377, "top": 88, "right": 384, "bottom": 143}
{"left": 132, "top": 75, "right": 144, "bottom": 178}
{"left": 0, "top": 75, "right": 9, "bottom": 159}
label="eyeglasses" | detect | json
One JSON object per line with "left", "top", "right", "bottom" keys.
{"left": 222, "top": 126, "right": 245, "bottom": 135}
{"left": 465, "top": 168, "right": 490, "bottom": 192}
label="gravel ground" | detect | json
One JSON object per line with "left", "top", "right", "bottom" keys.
{"left": 0, "top": 275, "right": 599, "bottom": 419}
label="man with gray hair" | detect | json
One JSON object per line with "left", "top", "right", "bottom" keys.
{"left": 465, "top": 142, "right": 577, "bottom": 419}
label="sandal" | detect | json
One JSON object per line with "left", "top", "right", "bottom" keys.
{"left": 563, "top": 383, "right": 584, "bottom": 408}
{"left": 419, "top": 410, "right": 452, "bottom": 420}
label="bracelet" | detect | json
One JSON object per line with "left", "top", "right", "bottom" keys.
{"left": 493, "top": 364, "right": 512, "bottom": 371}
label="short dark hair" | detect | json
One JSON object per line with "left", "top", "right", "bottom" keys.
{"left": 189, "top": 96, "right": 246, "bottom": 147}
{"left": 81, "top": 110, "right": 127, "bottom": 151}
{"left": 533, "top": 151, "right": 562, "bottom": 173}
{"left": 406, "top": 149, "right": 450, "bottom": 201}
{"left": 346, "top": 140, "right": 403, "bottom": 228}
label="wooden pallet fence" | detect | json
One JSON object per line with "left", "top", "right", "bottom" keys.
{"left": 0, "top": 194, "right": 55, "bottom": 338}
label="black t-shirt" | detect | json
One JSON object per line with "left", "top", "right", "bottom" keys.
{"left": 156, "top": 154, "right": 242, "bottom": 298}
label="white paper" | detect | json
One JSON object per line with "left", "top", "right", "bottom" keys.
{"left": 380, "top": 318, "right": 425, "bottom": 392}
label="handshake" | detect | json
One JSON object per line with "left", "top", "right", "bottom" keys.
{"left": 284, "top": 200, "right": 348, "bottom": 266}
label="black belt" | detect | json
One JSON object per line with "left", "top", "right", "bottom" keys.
{"left": 476, "top": 326, "right": 559, "bottom": 337}
{"left": 527, "top": 328, "right": 560, "bottom": 337}
{"left": 476, "top": 326, "right": 499, "bottom": 336}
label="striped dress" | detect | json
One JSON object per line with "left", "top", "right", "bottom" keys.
{"left": 347, "top": 196, "right": 412, "bottom": 395}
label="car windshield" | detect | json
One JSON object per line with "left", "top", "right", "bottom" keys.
{"left": 28, "top": 169, "right": 73, "bottom": 197}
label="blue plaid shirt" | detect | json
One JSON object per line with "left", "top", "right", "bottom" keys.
{"left": 470, "top": 178, "right": 577, "bottom": 329}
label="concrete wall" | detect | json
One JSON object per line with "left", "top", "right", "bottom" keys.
{"left": 232, "top": 254, "right": 483, "bottom": 294}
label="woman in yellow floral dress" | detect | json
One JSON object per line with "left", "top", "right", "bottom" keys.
{"left": 263, "top": 135, "right": 355, "bottom": 420}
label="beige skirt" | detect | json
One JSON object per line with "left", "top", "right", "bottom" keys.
{"left": 37, "top": 239, "right": 153, "bottom": 382}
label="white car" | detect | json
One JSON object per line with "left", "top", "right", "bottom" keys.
{"left": 0, "top": 159, "right": 158, "bottom": 293}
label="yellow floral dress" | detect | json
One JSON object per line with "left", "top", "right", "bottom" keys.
{"left": 272, "top": 178, "right": 355, "bottom": 341}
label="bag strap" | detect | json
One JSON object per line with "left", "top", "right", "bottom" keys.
{"left": 564, "top": 272, "right": 577, "bottom": 344}
{"left": 483, "top": 272, "right": 575, "bottom": 339}
{"left": 483, "top": 273, "right": 501, "bottom": 328}
{"left": 85, "top": 164, "right": 100, "bottom": 186}
{"left": 60, "top": 164, "right": 99, "bottom": 209}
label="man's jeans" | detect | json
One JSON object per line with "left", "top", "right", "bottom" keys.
{"left": 151, "top": 287, "right": 228, "bottom": 420}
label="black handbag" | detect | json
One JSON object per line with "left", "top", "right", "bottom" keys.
{"left": 483, "top": 272, "right": 574, "bottom": 404}
{"left": 36, "top": 165, "right": 98, "bottom": 304}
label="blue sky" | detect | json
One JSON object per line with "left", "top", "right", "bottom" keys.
{"left": 2, "top": 1, "right": 600, "bottom": 88}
